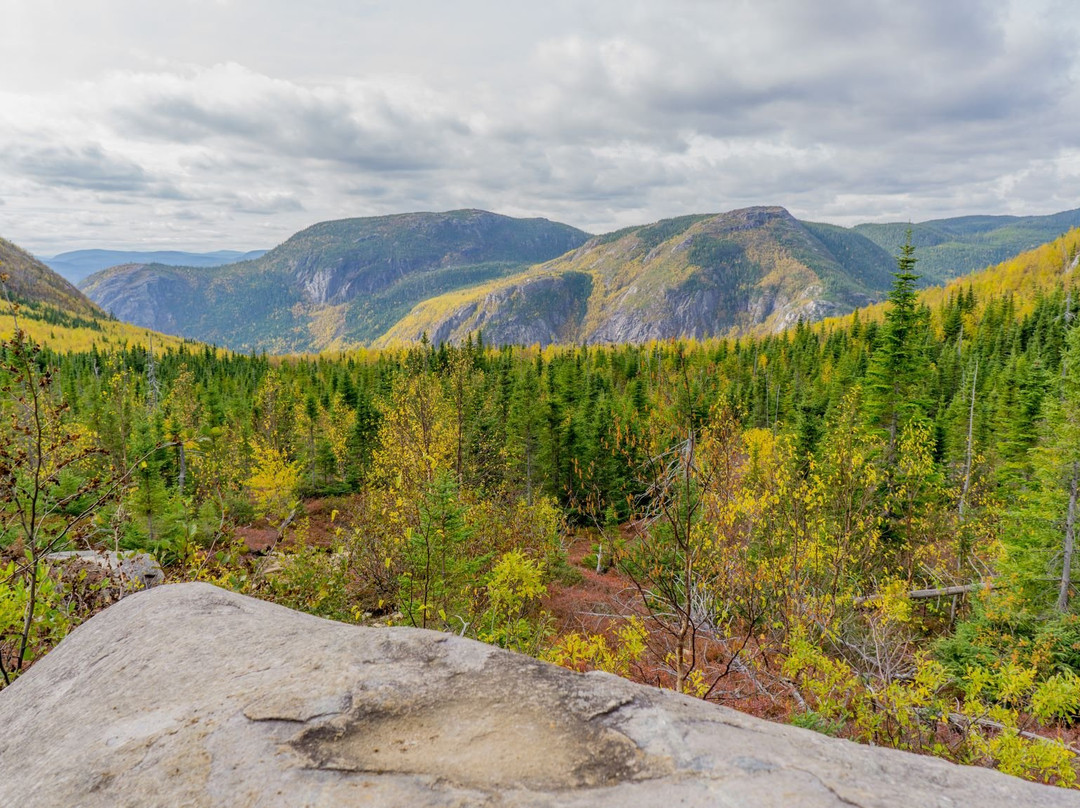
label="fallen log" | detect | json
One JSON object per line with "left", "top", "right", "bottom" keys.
{"left": 853, "top": 581, "right": 994, "bottom": 607}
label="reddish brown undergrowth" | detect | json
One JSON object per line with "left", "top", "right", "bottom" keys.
{"left": 543, "top": 530, "right": 796, "bottom": 722}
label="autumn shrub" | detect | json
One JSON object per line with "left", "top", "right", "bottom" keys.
{"left": 478, "top": 549, "right": 549, "bottom": 653}
{"left": 784, "top": 634, "right": 1078, "bottom": 786}
{"left": 261, "top": 544, "right": 352, "bottom": 622}
{"left": 1031, "top": 673, "right": 1080, "bottom": 724}
{"left": 0, "top": 561, "right": 75, "bottom": 686}
{"left": 544, "top": 617, "right": 648, "bottom": 677}
{"left": 1035, "top": 614, "right": 1080, "bottom": 673}
{"left": 934, "top": 597, "right": 1053, "bottom": 677}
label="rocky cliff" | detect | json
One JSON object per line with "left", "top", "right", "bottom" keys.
{"left": 81, "top": 210, "right": 590, "bottom": 353}
{"left": 0, "top": 583, "right": 1074, "bottom": 807}
{"left": 380, "top": 207, "right": 896, "bottom": 347}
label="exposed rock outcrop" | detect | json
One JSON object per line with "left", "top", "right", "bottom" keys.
{"left": 380, "top": 207, "right": 894, "bottom": 348}
{"left": 0, "top": 583, "right": 1075, "bottom": 807}
{"left": 46, "top": 549, "right": 164, "bottom": 589}
{"left": 79, "top": 210, "right": 590, "bottom": 352}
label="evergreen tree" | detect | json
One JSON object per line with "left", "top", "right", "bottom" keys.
{"left": 1003, "top": 324, "right": 1080, "bottom": 611}
{"left": 864, "top": 233, "right": 932, "bottom": 454}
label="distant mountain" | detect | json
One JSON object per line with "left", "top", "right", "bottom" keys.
{"left": 839, "top": 224, "right": 1080, "bottom": 330}
{"left": 853, "top": 208, "right": 1080, "bottom": 284}
{"left": 0, "top": 238, "right": 104, "bottom": 318}
{"left": 80, "top": 210, "right": 591, "bottom": 353}
{"left": 45, "top": 249, "right": 268, "bottom": 284}
{"left": 80, "top": 205, "right": 1080, "bottom": 353}
{"left": 378, "top": 207, "right": 897, "bottom": 347}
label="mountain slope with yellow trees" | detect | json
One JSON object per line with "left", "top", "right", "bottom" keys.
{"left": 378, "top": 206, "right": 897, "bottom": 347}
{"left": 0, "top": 236, "right": 193, "bottom": 353}
{"left": 828, "top": 225, "right": 1080, "bottom": 334}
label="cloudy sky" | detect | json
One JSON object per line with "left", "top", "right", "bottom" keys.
{"left": 2, "top": 0, "right": 1079, "bottom": 254}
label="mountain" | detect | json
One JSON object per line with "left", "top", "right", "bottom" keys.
{"left": 0, "top": 237, "right": 200, "bottom": 354}
{"left": 80, "top": 205, "right": 1080, "bottom": 353}
{"left": 44, "top": 249, "right": 268, "bottom": 284}
{"left": 0, "top": 238, "right": 104, "bottom": 318}
{"left": 831, "top": 223, "right": 1080, "bottom": 331}
{"left": 853, "top": 208, "right": 1080, "bottom": 284}
{"left": 81, "top": 210, "right": 591, "bottom": 353}
{"left": 378, "top": 207, "right": 897, "bottom": 347}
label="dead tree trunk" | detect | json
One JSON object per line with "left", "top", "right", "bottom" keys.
{"left": 958, "top": 359, "right": 978, "bottom": 520}
{"left": 1057, "top": 462, "right": 1079, "bottom": 613}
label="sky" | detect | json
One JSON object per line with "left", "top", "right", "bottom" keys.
{"left": 2, "top": 0, "right": 1079, "bottom": 254}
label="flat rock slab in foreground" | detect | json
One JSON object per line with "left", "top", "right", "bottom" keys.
{"left": 1, "top": 584, "right": 1077, "bottom": 807}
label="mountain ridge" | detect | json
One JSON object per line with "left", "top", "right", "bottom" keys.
{"left": 81, "top": 209, "right": 591, "bottom": 353}
{"left": 78, "top": 205, "right": 1080, "bottom": 353}
{"left": 44, "top": 249, "right": 269, "bottom": 284}
{"left": 853, "top": 207, "right": 1080, "bottom": 283}
{"left": 378, "top": 206, "right": 896, "bottom": 347}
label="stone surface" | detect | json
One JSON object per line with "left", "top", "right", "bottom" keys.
{"left": 378, "top": 207, "right": 888, "bottom": 348}
{"left": 0, "top": 583, "right": 1077, "bottom": 807}
{"left": 46, "top": 550, "right": 165, "bottom": 589}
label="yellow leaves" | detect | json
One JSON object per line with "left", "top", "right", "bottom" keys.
{"left": 986, "top": 729, "right": 1077, "bottom": 787}
{"left": 995, "top": 661, "right": 1038, "bottom": 708}
{"left": 785, "top": 636, "right": 1078, "bottom": 786}
{"left": 684, "top": 668, "right": 710, "bottom": 698}
{"left": 868, "top": 579, "right": 915, "bottom": 626}
{"left": 485, "top": 550, "right": 547, "bottom": 617}
{"left": 1032, "top": 673, "right": 1080, "bottom": 724}
{"left": 244, "top": 439, "right": 302, "bottom": 527}
{"left": 371, "top": 373, "right": 455, "bottom": 496}
{"left": 544, "top": 617, "right": 647, "bottom": 678}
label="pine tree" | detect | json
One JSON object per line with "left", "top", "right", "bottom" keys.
{"left": 864, "top": 232, "right": 932, "bottom": 455}
{"left": 1003, "top": 324, "right": 1080, "bottom": 611}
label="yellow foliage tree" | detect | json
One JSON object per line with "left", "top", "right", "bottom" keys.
{"left": 371, "top": 373, "right": 455, "bottom": 498}
{"left": 245, "top": 440, "right": 302, "bottom": 528}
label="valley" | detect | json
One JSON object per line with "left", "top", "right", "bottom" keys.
{"left": 2, "top": 209, "right": 1080, "bottom": 792}
{"left": 76, "top": 205, "right": 1080, "bottom": 354}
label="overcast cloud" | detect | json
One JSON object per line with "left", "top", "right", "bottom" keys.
{"left": 2, "top": 0, "right": 1079, "bottom": 253}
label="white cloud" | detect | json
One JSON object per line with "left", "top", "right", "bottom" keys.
{"left": 1, "top": 0, "right": 1079, "bottom": 253}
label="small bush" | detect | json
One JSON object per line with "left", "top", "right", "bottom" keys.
{"left": 1032, "top": 673, "right": 1080, "bottom": 724}
{"left": 790, "top": 710, "right": 845, "bottom": 737}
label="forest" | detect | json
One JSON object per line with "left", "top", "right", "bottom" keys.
{"left": 3, "top": 231, "right": 1080, "bottom": 788}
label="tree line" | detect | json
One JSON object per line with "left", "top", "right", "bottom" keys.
{"left": 2, "top": 233, "right": 1080, "bottom": 784}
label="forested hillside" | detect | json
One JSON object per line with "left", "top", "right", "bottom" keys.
{"left": 76, "top": 206, "right": 1080, "bottom": 354}
{"left": 0, "top": 239, "right": 104, "bottom": 319}
{"left": 853, "top": 207, "right": 1080, "bottom": 284}
{"left": 81, "top": 210, "right": 591, "bottom": 353}
{"left": 4, "top": 228, "right": 1080, "bottom": 787}
{"left": 380, "top": 206, "right": 896, "bottom": 346}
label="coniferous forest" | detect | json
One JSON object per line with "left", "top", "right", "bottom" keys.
{"left": 5, "top": 230, "right": 1080, "bottom": 786}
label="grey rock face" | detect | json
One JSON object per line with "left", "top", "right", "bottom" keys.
{"left": 45, "top": 550, "right": 164, "bottom": 589}
{"left": 0, "top": 583, "right": 1076, "bottom": 807}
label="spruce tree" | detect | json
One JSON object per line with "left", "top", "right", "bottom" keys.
{"left": 864, "top": 232, "right": 931, "bottom": 455}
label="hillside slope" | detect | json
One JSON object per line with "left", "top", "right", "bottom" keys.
{"left": 828, "top": 225, "right": 1080, "bottom": 331}
{"left": 0, "top": 238, "right": 104, "bottom": 319}
{"left": 853, "top": 208, "right": 1080, "bottom": 284}
{"left": 379, "top": 206, "right": 897, "bottom": 347}
{"left": 0, "top": 237, "right": 197, "bottom": 353}
{"left": 45, "top": 249, "right": 267, "bottom": 284}
{"left": 82, "top": 210, "right": 591, "bottom": 353}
